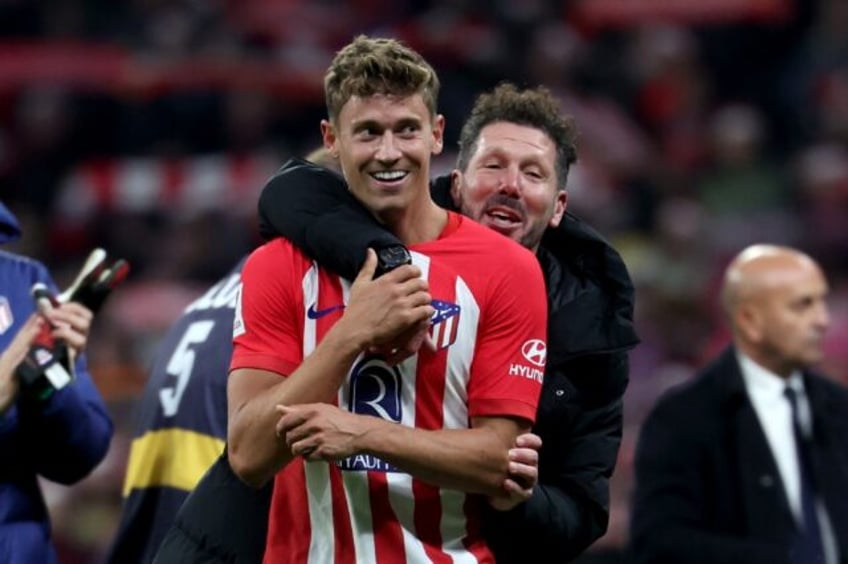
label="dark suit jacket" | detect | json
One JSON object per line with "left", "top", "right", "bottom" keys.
{"left": 631, "top": 347, "right": 848, "bottom": 564}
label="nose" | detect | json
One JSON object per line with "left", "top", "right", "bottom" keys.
{"left": 498, "top": 165, "right": 521, "bottom": 197}
{"left": 817, "top": 303, "right": 831, "bottom": 331}
{"left": 375, "top": 131, "right": 401, "bottom": 163}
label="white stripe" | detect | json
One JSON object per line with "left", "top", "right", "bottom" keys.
{"left": 335, "top": 274, "right": 387, "bottom": 562}
{"left": 386, "top": 472, "right": 428, "bottom": 563}
{"left": 57, "top": 169, "right": 97, "bottom": 221}
{"left": 440, "top": 489, "right": 479, "bottom": 563}
{"left": 302, "top": 262, "right": 319, "bottom": 356}
{"left": 304, "top": 463, "right": 335, "bottom": 564}
{"left": 439, "top": 314, "right": 455, "bottom": 349}
{"left": 116, "top": 159, "right": 163, "bottom": 212}
{"left": 343, "top": 470, "right": 377, "bottom": 563}
{"left": 301, "top": 264, "right": 336, "bottom": 563}
{"left": 181, "top": 156, "right": 227, "bottom": 213}
{"left": 430, "top": 319, "right": 443, "bottom": 347}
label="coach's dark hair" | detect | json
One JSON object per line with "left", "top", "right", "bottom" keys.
{"left": 457, "top": 83, "right": 578, "bottom": 189}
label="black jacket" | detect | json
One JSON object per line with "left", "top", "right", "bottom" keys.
{"left": 631, "top": 347, "right": 848, "bottom": 564}
{"left": 153, "top": 449, "right": 272, "bottom": 564}
{"left": 258, "top": 158, "right": 639, "bottom": 562}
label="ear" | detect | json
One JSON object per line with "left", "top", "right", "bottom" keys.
{"left": 320, "top": 119, "right": 338, "bottom": 157}
{"left": 736, "top": 304, "right": 763, "bottom": 344}
{"left": 548, "top": 190, "right": 568, "bottom": 229}
{"left": 431, "top": 114, "right": 445, "bottom": 156}
{"left": 450, "top": 169, "right": 463, "bottom": 208}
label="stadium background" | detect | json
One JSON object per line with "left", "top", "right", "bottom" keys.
{"left": 1, "top": 1, "right": 847, "bottom": 562}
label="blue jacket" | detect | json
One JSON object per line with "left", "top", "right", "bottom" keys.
{"left": 0, "top": 202, "right": 113, "bottom": 564}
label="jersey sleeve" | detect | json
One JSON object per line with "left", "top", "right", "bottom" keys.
{"left": 230, "top": 239, "right": 303, "bottom": 377}
{"left": 467, "top": 246, "right": 547, "bottom": 423}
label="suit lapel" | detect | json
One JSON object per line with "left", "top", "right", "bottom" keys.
{"left": 715, "top": 349, "right": 797, "bottom": 542}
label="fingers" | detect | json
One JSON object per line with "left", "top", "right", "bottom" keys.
{"left": 275, "top": 404, "right": 321, "bottom": 459}
{"left": 10, "top": 314, "right": 43, "bottom": 356}
{"left": 46, "top": 302, "right": 93, "bottom": 334}
{"left": 275, "top": 404, "right": 303, "bottom": 437}
{"left": 507, "top": 447, "right": 539, "bottom": 491}
{"left": 355, "top": 249, "right": 378, "bottom": 283}
{"left": 381, "top": 320, "right": 432, "bottom": 365}
{"left": 42, "top": 302, "right": 93, "bottom": 352}
{"left": 2, "top": 315, "right": 43, "bottom": 370}
{"left": 501, "top": 477, "right": 534, "bottom": 500}
{"left": 514, "top": 432, "right": 542, "bottom": 450}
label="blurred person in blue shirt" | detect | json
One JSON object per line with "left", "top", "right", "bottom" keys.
{"left": 0, "top": 201, "right": 113, "bottom": 564}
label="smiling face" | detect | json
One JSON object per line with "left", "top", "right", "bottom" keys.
{"left": 322, "top": 93, "right": 444, "bottom": 223}
{"left": 451, "top": 121, "right": 567, "bottom": 251}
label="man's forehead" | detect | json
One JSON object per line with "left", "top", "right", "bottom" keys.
{"left": 744, "top": 262, "right": 828, "bottom": 299}
{"left": 475, "top": 122, "right": 555, "bottom": 157}
{"left": 340, "top": 93, "right": 431, "bottom": 124}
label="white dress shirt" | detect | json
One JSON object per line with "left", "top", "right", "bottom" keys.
{"left": 737, "top": 351, "right": 838, "bottom": 564}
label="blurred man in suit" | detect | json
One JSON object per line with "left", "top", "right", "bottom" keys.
{"left": 631, "top": 244, "right": 848, "bottom": 564}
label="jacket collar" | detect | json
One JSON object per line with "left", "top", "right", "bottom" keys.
{"left": 539, "top": 212, "right": 639, "bottom": 364}
{"left": 431, "top": 176, "right": 639, "bottom": 365}
{"left": 706, "top": 346, "right": 835, "bottom": 413}
{"left": 703, "top": 346, "right": 759, "bottom": 408}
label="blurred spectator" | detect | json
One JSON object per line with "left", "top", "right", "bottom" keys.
{"left": 631, "top": 245, "right": 848, "bottom": 564}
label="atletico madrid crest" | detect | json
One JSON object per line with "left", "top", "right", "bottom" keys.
{"left": 429, "top": 299, "right": 461, "bottom": 350}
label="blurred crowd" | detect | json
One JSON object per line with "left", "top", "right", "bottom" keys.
{"left": 2, "top": 0, "right": 848, "bottom": 562}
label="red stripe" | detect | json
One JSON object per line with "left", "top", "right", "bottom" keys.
{"left": 88, "top": 160, "right": 115, "bottom": 209}
{"left": 368, "top": 471, "right": 406, "bottom": 562}
{"left": 265, "top": 461, "right": 311, "bottom": 563}
{"left": 411, "top": 260, "right": 455, "bottom": 562}
{"left": 161, "top": 159, "right": 183, "bottom": 205}
{"left": 229, "top": 153, "right": 260, "bottom": 199}
{"left": 329, "top": 465, "right": 356, "bottom": 564}
{"left": 462, "top": 495, "right": 493, "bottom": 563}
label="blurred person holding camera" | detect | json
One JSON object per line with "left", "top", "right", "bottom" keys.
{"left": 0, "top": 201, "right": 112, "bottom": 564}
{"left": 631, "top": 244, "right": 848, "bottom": 564}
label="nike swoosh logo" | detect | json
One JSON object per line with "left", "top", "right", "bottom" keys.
{"left": 307, "top": 303, "right": 345, "bottom": 319}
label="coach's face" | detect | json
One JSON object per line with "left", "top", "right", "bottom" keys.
{"left": 451, "top": 121, "right": 566, "bottom": 252}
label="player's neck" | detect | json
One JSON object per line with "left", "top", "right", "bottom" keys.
{"left": 381, "top": 199, "right": 448, "bottom": 245}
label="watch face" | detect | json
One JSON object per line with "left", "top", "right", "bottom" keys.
{"left": 375, "top": 244, "right": 412, "bottom": 278}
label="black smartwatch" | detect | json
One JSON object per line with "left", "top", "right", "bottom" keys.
{"left": 374, "top": 244, "right": 412, "bottom": 278}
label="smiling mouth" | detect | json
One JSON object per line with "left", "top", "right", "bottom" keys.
{"left": 484, "top": 207, "right": 523, "bottom": 229}
{"left": 370, "top": 170, "right": 408, "bottom": 184}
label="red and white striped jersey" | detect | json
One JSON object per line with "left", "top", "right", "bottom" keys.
{"left": 231, "top": 212, "right": 548, "bottom": 564}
